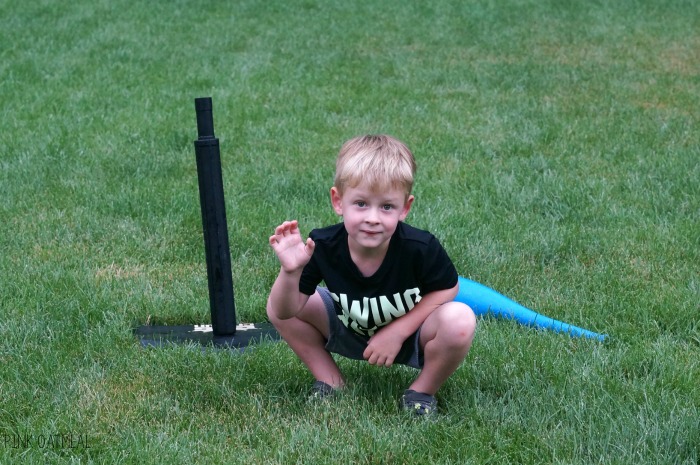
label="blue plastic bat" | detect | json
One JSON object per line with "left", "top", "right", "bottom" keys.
{"left": 456, "top": 276, "right": 607, "bottom": 341}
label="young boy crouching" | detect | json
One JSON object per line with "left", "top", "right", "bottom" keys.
{"left": 267, "top": 134, "right": 476, "bottom": 416}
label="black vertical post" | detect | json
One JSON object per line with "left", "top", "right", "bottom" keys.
{"left": 193, "top": 97, "right": 236, "bottom": 337}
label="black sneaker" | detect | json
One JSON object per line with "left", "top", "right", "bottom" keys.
{"left": 309, "top": 380, "right": 338, "bottom": 401}
{"left": 400, "top": 389, "right": 438, "bottom": 416}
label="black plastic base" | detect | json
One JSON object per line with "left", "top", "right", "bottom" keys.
{"left": 134, "top": 323, "right": 280, "bottom": 350}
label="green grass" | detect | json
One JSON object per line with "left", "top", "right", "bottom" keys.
{"left": 1, "top": 0, "right": 698, "bottom": 463}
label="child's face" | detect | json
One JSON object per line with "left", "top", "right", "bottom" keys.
{"left": 330, "top": 181, "right": 414, "bottom": 255}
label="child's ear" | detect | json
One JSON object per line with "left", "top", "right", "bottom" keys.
{"left": 330, "top": 187, "right": 344, "bottom": 215}
{"left": 399, "top": 195, "right": 415, "bottom": 221}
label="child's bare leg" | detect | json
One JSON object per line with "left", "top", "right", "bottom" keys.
{"left": 410, "top": 302, "right": 476, "bottom": 395}
{"left": 267, "top": 291, "right": 345, "bottom": 388}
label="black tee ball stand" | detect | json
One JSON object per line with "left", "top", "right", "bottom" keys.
{"left": 134, "top": 97, "right": 279, "bottom": 349}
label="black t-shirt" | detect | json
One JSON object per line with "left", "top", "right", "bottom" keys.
{"left": 299, "top": 222, "right": 458, "bottom": 337}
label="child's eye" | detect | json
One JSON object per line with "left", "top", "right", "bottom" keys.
{"left": 355, "top": 201, "right": 366, "bottom": 207}
{"left": 382, "top": 204, "right": 393, "bottom": 211}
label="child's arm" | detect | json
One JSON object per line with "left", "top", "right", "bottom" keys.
{"left": 363, "top": 284, "right": 459, "bottom": 366}
{"left": 267, "top": 220, "right": 316, "bottom": 320}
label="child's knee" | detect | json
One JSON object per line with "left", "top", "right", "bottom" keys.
{"left": 266, "top": 297, "right": 284, "bottom": 324}
{"left": 436, "top": 302, "right": 477, "bottom": 347}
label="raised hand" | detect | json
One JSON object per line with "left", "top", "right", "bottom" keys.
{"left": 269, "top": 220, "right": 315, "bottom": 273}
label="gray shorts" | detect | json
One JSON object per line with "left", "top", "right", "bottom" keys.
{"left": 317, "top": 287, "right": 424, "bottom": 369}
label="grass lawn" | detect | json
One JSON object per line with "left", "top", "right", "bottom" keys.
{"left": 1, "top": 0, "right": 698, "bottom": 463}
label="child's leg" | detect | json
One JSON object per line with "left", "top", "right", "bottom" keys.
{"left": 410, "top": 302, "right": 476, "bottom": 395}
{"left": 267, "top": 291, "right": 345, "bottom": 388}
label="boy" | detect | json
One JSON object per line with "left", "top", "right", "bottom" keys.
{"left": 267, "top": 134, "right": 476, "bottom": 416}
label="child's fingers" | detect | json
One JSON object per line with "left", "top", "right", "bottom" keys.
{"left": 270, "top": 221, "right": 307, "bottom": 251}
{"left": 274, "top": 220, "right": 299, "bottom": 237}
{"left": 274, "top": 222, "right": 287, "bottom": 237}
{"left": 305, "top": 237, "right": 315, "bottom": 255}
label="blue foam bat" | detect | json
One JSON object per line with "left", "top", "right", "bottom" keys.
{"left": 456, "top": 276, "right": 607, "bottom": 341}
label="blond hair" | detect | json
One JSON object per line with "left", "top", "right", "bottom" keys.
{"left": 334, "top": 134, "right": 417, "bottom": 198}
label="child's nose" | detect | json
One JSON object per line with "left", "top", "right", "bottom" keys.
{"left": 366, "top": 207, "right": 380, "bottom": 223}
